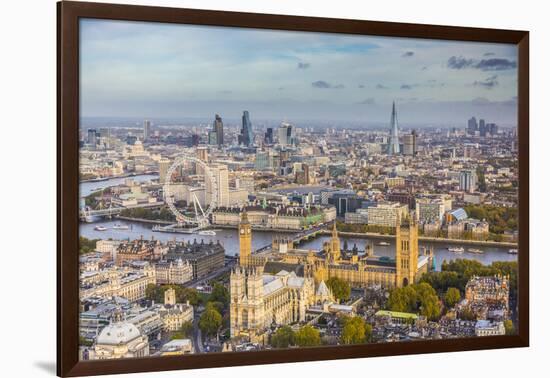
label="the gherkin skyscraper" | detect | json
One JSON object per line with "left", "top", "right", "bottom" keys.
{"left": 387, "top": 101, "right": 400, "bottom": 155}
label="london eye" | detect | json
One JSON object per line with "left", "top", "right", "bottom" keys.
{"left": 163, "top": 154, "right": 217, "bottom": 228}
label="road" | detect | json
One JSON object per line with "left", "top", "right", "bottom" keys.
{"left": 186, "top": 259, "right": 237, "bottom": 289}
{"left": 192, "top": 314, "right": 204, "bottom": 353}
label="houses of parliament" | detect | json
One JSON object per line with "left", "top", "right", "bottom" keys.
{"left": 229, "top": 211, "right": 433, "bottom": 339}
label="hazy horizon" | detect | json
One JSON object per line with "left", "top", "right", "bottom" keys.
{"left": 80, "top": 19, "right": 518, "bottom": 126}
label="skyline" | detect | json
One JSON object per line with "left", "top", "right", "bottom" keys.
{"left": 80, "top": 19, "right": 518, "bottom": 126}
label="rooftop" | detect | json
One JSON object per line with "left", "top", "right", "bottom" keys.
{"left": 375, "top": 310, "right": 419, "bottom": 320}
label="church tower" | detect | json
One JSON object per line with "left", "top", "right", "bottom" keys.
{"left": 239, "top": 210, "right": 252, "bottom": 266}
{"left": 395, "top": 213, "right": 418, "bottom": 287}
{"left": 229, "top": 266, "right": 264, "bottom": 338}
{"left": 164, "top": 287, "right": 176, "bottom": 306}
{"left": 328, "top": 222, "right": 341, "bottom": 262}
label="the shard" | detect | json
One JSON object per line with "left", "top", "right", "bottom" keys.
{"left": 387, "top": 101, "right": 400, "bottom": 155}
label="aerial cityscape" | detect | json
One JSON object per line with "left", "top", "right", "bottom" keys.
{"left": 78, "top": 19, "right": 519, "bottom": 360}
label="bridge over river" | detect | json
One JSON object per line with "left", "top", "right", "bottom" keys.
{"left": 252, "top": 222, "right": 332, "bottom": 254}
{"left": 80, "top": 202, "right": 163, "bottom": 222}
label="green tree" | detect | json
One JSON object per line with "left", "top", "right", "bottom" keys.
{"left": 180, "top": 320, "right": 194, "bottom": 337}
{"left": 415, "top": 282, "right": 441, "bottom": 320}
{"left": 387, "top": 283, "right": 441, "bottom": 321}
{"left": 209, "top": 283, "right": 230, "bottom": 309}
{"left": 207, "top": 301, "right": 225, "bottom": 314}
{"left": 145, "top": 283, "right": 160, "bottom": 302}
{"left": 504, "top": 319, "right": 516, "bottom": 335}
{"left": 440, "top": 259, "right": 518, "bottom": 297}
{"left": 326, "top": 277, "right": 351, "bottom": 302}
{"left": 79, "top": 236, "right": 99, "bottom": 255}
{"left": 419, "top": 271, "right": 464, "bottom": 294}
{"left": 459, "top": 308, "right": 476, "bottom": 321}
{"left": 199, "top": 303, "right": 222, "bottom": 339}
{"left": 295, "top": 325, "right": 321, "bottom": 347}
{"left": 444, "top": 287, "right": 461, "bottom": 308}
{"left": 178, "top": 287, "right": 202, "bottom": 306}
{"left": 270, "top": 325, "right": 296, "bottom": 348}
{"left": 341, "top": 316, "right": 371, "bottom": 345}
{"left": 463, "top": 204, "right": 518, "bottom": 235}
{"left": 387, "top": 285, "right": 418, "bottom": 313}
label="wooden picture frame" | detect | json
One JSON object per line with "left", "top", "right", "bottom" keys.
{"left": 58, "top": 1, "right": 529, "bottom": 376}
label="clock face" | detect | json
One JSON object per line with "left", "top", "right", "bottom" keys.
{"left": 247, "top": 229, "right": 250, "bottom": 234}
{"left": 240, "top": 228, "right": 244, "bottom": 234}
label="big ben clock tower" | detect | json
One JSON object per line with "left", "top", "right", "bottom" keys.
{"left": 239, "top": 210, "right": 252, "bottom": 266}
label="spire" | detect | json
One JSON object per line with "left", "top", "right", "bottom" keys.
{"left": 240, "top": 210, "right": 250, "bottom": 225}
{"left": 332, "top": 221, "right": 338, "bottom": 238}
{"left": 388, "top": 101, "right": 400, "bottom": 155}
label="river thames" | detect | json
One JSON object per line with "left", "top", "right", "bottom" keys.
{"left": 80, "top": 219, "right": 517, "bottom": 271}
{"left": 81, "top": 174, "right": 158, "bottom": 198}
{"left": 80, "top": 175, "right": 517, "bottom": 271}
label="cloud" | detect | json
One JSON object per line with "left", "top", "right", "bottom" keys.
{"left": 484, "top": 52, "right": 495, "bottom": 56}
{"left": 402, "top": 51, "right": 414, "bottom": 57}
{"left": 401, "top": 84, "right": 419, "bottom": 90}
{"left": 376, "top": 84, "right": 388, "bottom": 89}
{"left": 312, "top": 80, "right": 331, "bottom": 88}
{"left": 297, "top": 62, "right": 310, "bottom": 69}
{"left": 311, "top": 80, "right": 344, "bottom": 89}
{"left": 473, "top": 75, "right": 499, "bottom": 89}
{"left": 358, "top": 84, "right": 365, "bottom": 89}
{"left": 358, "top": 98, "right": 375, "bottom": 105}
{"left": 475, "top": 58, "right": 517, "bottom": 71}
{"left": 447, "top": 56, "right": 475, "bottom": 69}
{"left": 447, "top": 56, "right": 516, "bottom": 71}
{"left": 421, "top": 66, "right": 428, "bottom": 71}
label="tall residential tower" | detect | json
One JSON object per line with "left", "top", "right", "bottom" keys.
{"left": 143, "top": 119, "right": 151, "bottom": 141}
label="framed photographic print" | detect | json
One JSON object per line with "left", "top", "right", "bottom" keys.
{"left": 57, "top": 1, "right": 529, "bottom": 376}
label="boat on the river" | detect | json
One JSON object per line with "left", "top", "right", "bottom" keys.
{"left": 448, "top": 246, "right": 464, "bottom": 253}
{"left": 113, "top": 224, "right": 129, "bottom": 230}
{"left": 377, "top": 241, "right": 391, "bottom": 246}
{"left": 94, "top": 225, "right": 108, "bottom": 231}
{"left": 508, "top": 248, "right": 518, "bottom": 254}
{"left": 467, "top": 248, "right": 484, "bottom": 254}
{"left": 198, "top": 230, "right": 216, "bottom": 236}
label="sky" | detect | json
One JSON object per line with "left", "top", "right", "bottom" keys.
{"left": 80, "top": 18, "right": 518, "bottom": 127}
